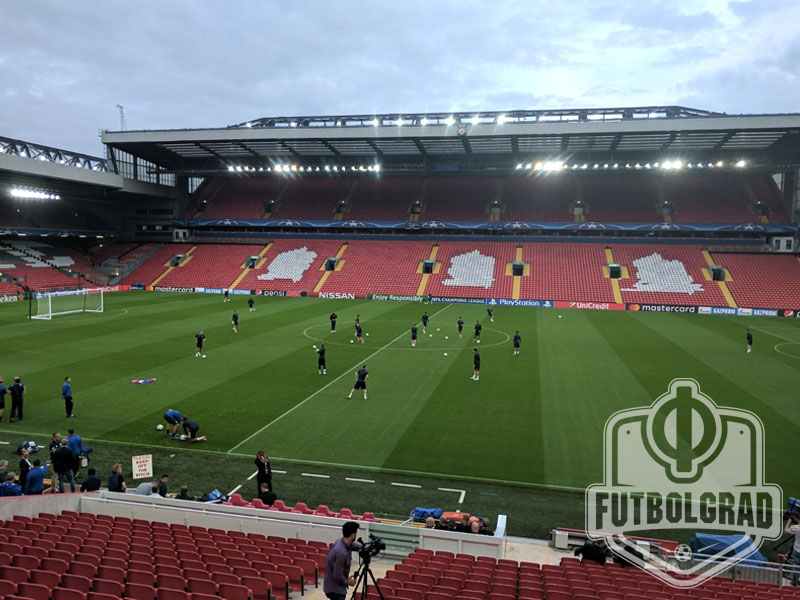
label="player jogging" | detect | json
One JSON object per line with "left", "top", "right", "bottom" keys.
{"left": 411, "top": 324, "right": 418, "bottom": 347}
{"left": 457, "top": 317, "right": 464, "bottom": 339}
{"left": 355, "top": 322, "right": 365, "bottom": 344}
{"left": 163, "top": 409, "right": 182, "bottom": 439}
{"left": 195, "top": 330, "right": 205, "bottom": 357}
{"left": 182, "top": 417, "right": 207, "bottom": 442}
{"left": 513, "top": 330, "right": 521, "bottom": 355}
{"left": 746, "top": 328, "right": 753, "bottom": 353}
{"left": 471, "top": 349, "right": 480, "bottom": 381}
{"left": 223, "top": 289, "right": 230, "bottom": 303}
{"left": 354, "top": 314, "right": 360, "bottom": 336}
{"left": 232, "top": 310, "right": 239, "bottom": 333}
{"left": 330, "top": 312, "right": 338, "bottom": 333}
{"left": 487, "top": 306, "right": 494, "bottom": 322}
{"left": 248, "top": 297, "right": 255, "bottom": 312}
{"left": 421, "top": 311, "right": 429, "bottom": 334}
{"left": 317, "top": 344, "right": 327, "bottom": 375}
{"left": 348, "top": 365, "right": 369, "bottom": 400}
{"left": 473, "top": 320, "right": 482, "bottom": 343}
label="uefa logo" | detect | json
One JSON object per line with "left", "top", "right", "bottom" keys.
{"left": 586, "top": 379, "right": 782, "bottom": 587}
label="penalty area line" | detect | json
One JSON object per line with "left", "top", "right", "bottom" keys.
{"left": 226, "top": 303, "right": 452, "bottom": 454}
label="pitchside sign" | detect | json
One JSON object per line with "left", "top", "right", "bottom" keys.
{"left": 132, "top": 454, "right": 153, "bottom": 480}
{"left": 586, "top": 379, "right": 782, "bottom": 587}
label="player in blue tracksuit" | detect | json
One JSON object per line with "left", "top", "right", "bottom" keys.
{"left": 164, "top": 409, "right": 182, "bottom": 439}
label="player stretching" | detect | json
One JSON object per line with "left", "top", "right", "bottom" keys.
{"left": 195, "top": 330, "right": 205, "bottom": 357}
{"left": 317, "top": 344, "right": 327, "bottom": 375}
{"left": 513, "top": 330, "right": 521, "bottom": 355}
{"left": 232, "top": 310, "right": 239, "bottom": 333}
{"left": 347, "top": 365, "right": 368, "bottom": 400}
{"left": 471, "top": 348, "right": 480, "bottom": 381}
{"left": 457, "top": 317, "right": 464, "bottom": 339}
{"left": 473, "top": 320, "right": 482, "bottom": 343}
{"left": 355, "top": 322, "right": 365, "bottom": 344}
{"left": 330, "top": 312, "right": 338, "bottom": 333}
{"left": 411, "top": 324, "right": 418, "bottom": 347}
{"left": 421, "top": 311, "right": 429, "bottom": 334}
{"left": 746, "top": 328, "right": 753, "bottom": 353}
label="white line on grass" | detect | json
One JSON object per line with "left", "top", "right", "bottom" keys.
{"left": 226, "top": 303, "right": 452, "bottom": 454}
{"left": 345, "top": 477, "right": 375, "bottom": 484}
{"left": 750, "top": 326, "right": 800, "bottom": 345}
{"left": 301, "top": 472, "right": 330, "bottom": 479}
{"left": 438, "top": 487, "right": 466, "bottom": 503}
{"left": 0, "top": 441, "right": 8, "bottom": 445}
{"left": 391, "top": 482, "right": 421, "bottom": 488}
{"left": 228, "top": 484, "right": 242, "bottom": 496}
{"left": 246, "top": 471, "right": 258, "bottom": 480}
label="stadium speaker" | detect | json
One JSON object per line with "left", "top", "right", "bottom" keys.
{"left": 711, "top": 266, "right": 725, "bottom": 281}
{"left": 512, "top": 262, "right": 524, "bottom": 276}
{"left": 325, "top": 257, "right": 338, "bottom": 271}
{"left": 608, "top": 264, "right": 622, "bottom": 279}
{"left": 422, "top": 260, "right": 434, "bottom": 274}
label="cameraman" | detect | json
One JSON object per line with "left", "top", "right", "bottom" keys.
{"left": 324, "top": 521, "right": 363, "bottom": 600}
{"left": 786, "top": 514, "right": 800, "bottom": 586}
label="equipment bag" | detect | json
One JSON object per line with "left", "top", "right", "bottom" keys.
{"left": 411, "top": 507, "right": 443, "bottom": 521}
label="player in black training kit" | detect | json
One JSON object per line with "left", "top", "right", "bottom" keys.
{"left": 354, "top": 314, "right": 360, "bottom": 335}
{"left": 330, "top": 312, "right": 338, "bottom": 333}
{"left": 232, "top": 310, "right": 239, "bottom": 333}
{"left": 348, "top": 365, "right": 368, "bottom": 399}
{"left": 411, "top": 324, "right": 418, "bottom": 347}
{"left": 471, "top": 349, "right": 481, "bottom": 381}
{"left": 513, "top": 330, "right": 521, "bottom": 355}
{"left": 457, "top": 317, "right": 464, "bottom": 338}
{"left": 473, "top": 320, "right": 482, "bottom": 343}
{"left": 195, "top": 330, "right": 205, "bottom": 357}
{"left": 421, "top": 311, "right": 429, "bottom": 334}
{"left": 355, "top": 323, "right": 365, "bottom": 344}
{"left": 746, "top": 328, "right": 753, "bottom": 354}
{"left": 487, "top": 306, "right": 494, "bottom": 322}
{"left": 317, "top": 344, "right": 327, "bottom": 375}
{"left": 248, "top": 297, "right": 255, "bottom": 312}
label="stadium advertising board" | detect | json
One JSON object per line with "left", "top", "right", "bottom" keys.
{"left": 782, "top": 310, "right": 800, "bottom": 318}
{"left": 0, "top": 294, "right": 19, "bottom": 303}
{"left": 736, "top": 308, "right": 778, "bottom": 317}
{"left": 258, "top": 290, "right": 287, "bottom": 297}
{"left": 368, "top": 293, "right": 424, "bottom": 302}
{"left": 316, "top": 291, "right": 358, "bottom": 300}
{"left": 555, "top": 300, "right": 625, "bottom": 311}
{"left": 430, "top": 296, "right": 485, "bottom": 304}
{"left": 486, "top": 298, "right": 552, "bottom": 307}
{"left": 154, "top": 286, "right": 197, "bottom": 293}
{"left": 627, "top": 304, "right": 697, "bottom": 313}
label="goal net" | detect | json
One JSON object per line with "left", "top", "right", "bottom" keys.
{"left": 31, "top": 288, "right": 104, "bottom": 320}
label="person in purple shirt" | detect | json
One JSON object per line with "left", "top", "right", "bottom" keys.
{"left": 323, "top": 521, "right": 363, "bottom": 600}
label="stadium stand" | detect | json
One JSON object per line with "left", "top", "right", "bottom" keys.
{"left": 580, "top": 174, "right": 661, "bottom": 222}
{"left": 91, "top": 242, "right": 158, "bottom": 271}
{"left": 425, "top": 242, "right": 515, "bottom": 299}
{"left": 201, "top": 179, "right": 285, "bottom": 219}
{"left": 346, "top": 178, "right": 424, "bottom": 221}
{"left": 422, "top": 177, "right": 496, "bottom": 221}
{"left": 271, "top": 179, "right": 352, "bottom": 219}
{"left": 0, "top": 241, "right": 104, "bottom": 290}
{"left": 153, "top": 244, "right": 264, "bottom": 289}
{"left": 182, "top": 178, "right": 226, "bottom": 218}
{"left": 502, "top": 177, "right": 573, "bottom": 221}
{"left": 521, "top": 243, "right": 616, "bottom": 304}
{"left": 714, "top": 253, "right": 800, "bottom": 308}
{"left": 120, "top": 244, "right": 193, "bottom": 287}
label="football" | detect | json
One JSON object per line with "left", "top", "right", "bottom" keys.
{"left": 365, "top": 333, "right": 369, "bottom": 336}
{"left": 202, "top": 354, "right": 207, "bottom": 358}
{"left": 156, "top": 424, "right": 164, "bottom": 431}
{"left": 350, "top": 340, "right": 354, "bottom": 344}
{"left": 443, "top": 352, "right": 448, "bottom": 356}
{"left": 445, "top": 336, "right": 449, "bottom": 340}
{"left": 179, "top": 434, "right": 187, "bottom": 441}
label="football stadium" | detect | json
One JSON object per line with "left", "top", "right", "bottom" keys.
{"left": 1, "top": 105, "right": 800, "bottom": 598}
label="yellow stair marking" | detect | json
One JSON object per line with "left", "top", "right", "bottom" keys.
{"left": 313, "top": 243, "right": 348, "bottom": 293}
{"left": 702, "top": 250, "right": 737, "bottom": 307}
{"left": 230, "top": 243, "right": 273, "bottom": 290}
{"left": 151, "top": 246, "right": 195, "bottom": 286}
{"left": 415, "top": 245, "right": 439, "bottom": 296}
{"left": 511, "top": 246, "right": 527, "bottom": 300}
{"left": 150, "top": 266, "right": 174, "bottom": 287}
{"left": 604, "top": 248, "right": 623, "bottom": 304}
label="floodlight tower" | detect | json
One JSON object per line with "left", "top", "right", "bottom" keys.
{"left": 116, "top": 104, "right": 127, "bottom": 131}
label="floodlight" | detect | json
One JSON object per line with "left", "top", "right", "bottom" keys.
{"left": 444, "top": 116, "right": 455, "bottom": 126}
{"left": 333, "top": 166, "right": 338, "bottom": 172}
{"left": 374, "top": 164, "right": 380, "bottom": 172}
{"left": 673, "top": 160, "right": 683, "bottom": 169}
{"left": 235, "top": 166, "right": 243, "bottom": 172}
{"left": 299, "top": 166, "right": 305, "bottom": 172}
{"left": 245, "top": 122, "right": 252, "bottom": 128}
{"left": 635, "top": 163, "right": 642, "bottom": 169}
{"left": 593, "top": 164, "right": 599, "bottom": 169}
{"left": 325, "top": 165, "right": 331, "bottom": 171}
{"left": 716, "top": 160, "right": 723, "bottom": 167}
{"left": 497, "top": 114, "right": 507, "bottom": 125}
{"left": 372, "top": 119, "right": 379, "bottom": 127}
{"left": 571, "top": 164, "right": 579, "bottom": 170}
{"left": 336, "top": 120, "right": 342, "bottom": 126}
{"left": 290, "top": 122, "right": 297, "bottom": 127}
{"left": 258, "top": 167, "right": 263, "bottom": 172}
{"left": 367, "top": 165, "right": 373, "bottom": 171}
{"left": 533, "top": 163, "right": 542, "bottom": 170}
{"left": 359, "top": 166, "right": 366, "bottom": 172}
{"left": 612, "top": 163, "right": 618, "bottom": 169}
{"left": 227, "top": 166, "right": 234, "bottom": 172}
{"left": 470, "top": 116, "right": 480, "bottom": 126}
{"left": 581, "top": 164, "right": 588, "bottom": 169}
{"left": 420, "top": 117, "right": 428, "bottom": 126}
{"left": 351, "top": 166, "right": 357, "bottom": 171}
{"left": 645, "top": 163, "right": 651, "bottom": 169}
{"left": 736, "top": 159, "right": 746, "bottom": 168}
{"left": 315, "top": 166, "right": 320, "bottom": 172}
{"left": 516, "top": 163, "right": 523, "bottom": 170}
{"left": 290, "top": 164, "right": 298, "bottom": 172}
{"left": 38, "top": 155, "right": 47, "bottom": 161}
{"left": 603, "top": 163, "right": 609, "bottom": 169}
{"left": 395, "top": 117, "right": 404, "bottom": 127}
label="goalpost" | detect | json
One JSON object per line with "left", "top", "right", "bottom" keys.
{"left": 30, "top": 288, "right": 104, "bottom": 320}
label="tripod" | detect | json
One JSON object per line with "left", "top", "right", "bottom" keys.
{"left": 349, "top": 554, "right": 384, "bottom": 600}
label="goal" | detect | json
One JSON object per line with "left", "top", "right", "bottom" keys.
{"left": 30, "top": 288, "right": 104, "bottom": 320}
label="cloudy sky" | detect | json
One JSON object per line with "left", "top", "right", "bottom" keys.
{"left": 1, "top": 0, "right": 798, "bottom": 156}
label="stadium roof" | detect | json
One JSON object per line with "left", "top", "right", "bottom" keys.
{"left": 103, "top": 106, "right": 800, "bottom": 175}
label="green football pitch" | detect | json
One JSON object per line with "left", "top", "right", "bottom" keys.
{"left": 2, "top": 291, "right": 800, "bottom": 499}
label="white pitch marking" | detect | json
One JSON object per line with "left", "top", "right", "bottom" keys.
{"left": 273, "top": 469, "right": 287, "bottom": 474}
{"left": 228, "top": 303, "right": 452, "bottom": 453}
{"left": 438, "top": 487, "right": 466, "bottom": 504}
{"left": 246, "top": 470, "right": 258, "bottom": 480}
{"left": 345, "top": 477, "right": 375, "bottom": 484}
{"left": 0, "top": 441, "right": 9, "bottom": 445}
{"left": 301, "top": 472, "right": 330, "bottom": 479}
{"left": 228, "top": 484, "right": 242, "bottom": 496}
{"left": 391, "top": 482, "right": 421, "bottom": 489}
